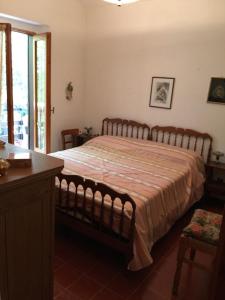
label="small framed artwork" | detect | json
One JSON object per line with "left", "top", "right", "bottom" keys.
{"left": 149, "top": 77, "right": 175, "bottom": 109}
{"left": 207, "top": 77, "right": 225, "bottom": 105}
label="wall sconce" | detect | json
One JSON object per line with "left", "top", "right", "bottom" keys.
{"left": 66, "top": 82, "right": 73, "bottom": 101}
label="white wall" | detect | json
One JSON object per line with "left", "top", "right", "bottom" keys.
{"left": 84, "top": 0, "right": 225, "bottom": 159}
{"left": 1, "top": 0, "right": 225, "bottom": 156}
{"left": 0, "top": 0, "right": 86, "bottom": 151}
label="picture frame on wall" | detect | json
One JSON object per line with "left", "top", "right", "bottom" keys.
{"left": 207, "top": 77, "right": 225, "bottom": 105}
{"left": 149, "top": 77, "right": 175, "bottom": 109}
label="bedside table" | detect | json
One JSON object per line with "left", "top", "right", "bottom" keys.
{"left": 206, "top": 161, "right": 225, "bottom": 199}
{"left": 73, "top": 134, "right": 98, "bottom": 147}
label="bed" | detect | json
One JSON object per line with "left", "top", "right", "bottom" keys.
{"left": 51, "top": 118, "right": 212, "bottom": 271}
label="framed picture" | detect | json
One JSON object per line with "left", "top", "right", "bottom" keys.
{"left": 207, "top": 77, "right": 225, "bottom": 105}
{"left": 149, "top": 77, "right": 175, "bottom": 109}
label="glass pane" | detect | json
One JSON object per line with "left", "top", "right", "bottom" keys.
{"left": 12, "top": 31, "right": 29, "bottom": 149}
{"left": 0, "top": 29, "right": 8, "bottom": 142}
{"left": 36, "top": 39, "right": 46, "bottom": 152}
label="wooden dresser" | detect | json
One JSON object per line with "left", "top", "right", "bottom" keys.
{"left": 0, "top": 144, "right": 63, "bottom": 300}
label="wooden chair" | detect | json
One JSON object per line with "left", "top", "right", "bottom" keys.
{"left": 173, "top": 205, "right": 225, "bottom": 300}
{"left": 61, "top": 129, "right": 79, "bottom": 150}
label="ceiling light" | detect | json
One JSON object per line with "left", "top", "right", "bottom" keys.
{"left": 103, "top": 0, "right": 139, "bottom": 6}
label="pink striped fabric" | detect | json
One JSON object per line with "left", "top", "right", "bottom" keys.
{"left": 51, "top": 135, "right": 205, "bottom": 270}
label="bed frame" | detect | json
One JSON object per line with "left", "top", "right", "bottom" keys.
{"left": 102, "top": 118, "right": 151, "bottom": 140}
{"left": 55, "top": 118, "right": 213, "bottom": 265}
{"left": 56, "top": 173, "right": 136, "bottom": 263}
{"left": 151, "top": 125, "right": 213, "bottom": 163}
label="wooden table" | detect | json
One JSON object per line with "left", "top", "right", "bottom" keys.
{"left": 73, "top": 134, "right": 98, "bottom": 147}
{"left": 0, "top": 144, "right": 63, "bottom": 300}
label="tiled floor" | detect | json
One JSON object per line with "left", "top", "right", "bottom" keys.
{"left": 54, "top": 199, "right": 225, "bottom": 300}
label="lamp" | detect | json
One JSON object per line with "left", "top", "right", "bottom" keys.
{"left": 212, "top": 151, "right": 224, "bottom": 163}
{"left": 103, "top": 0, "right": 139, "bottom": 6}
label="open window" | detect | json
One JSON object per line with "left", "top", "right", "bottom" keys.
{"left": 0, "top": 23, "right": 13, "bottom": 144}
{"left": 0, "top": 23, "right": 51, "bottom": 153}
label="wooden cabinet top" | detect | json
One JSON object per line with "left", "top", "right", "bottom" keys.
{"left": 207, "top": 161, "right": 225, "bottom": 171}
{"left": 0, "top": 144, "right": 64, "bottom": 191}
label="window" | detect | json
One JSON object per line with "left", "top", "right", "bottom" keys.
{"left": 0, "top": 23, "right": 51, "bottom": 153}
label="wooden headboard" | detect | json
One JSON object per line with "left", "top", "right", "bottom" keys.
{"left": 102, "top": 118, "right": 151, "bottom": 140}
{"left": 101, "top": 118, "right": 212, "bottom": 163}
{"left": 151, "top": 126, "right": 213, "bottom": 163}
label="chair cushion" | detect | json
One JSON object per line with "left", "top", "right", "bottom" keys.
{"left": 183, "top": 209, "right": 222, "bottom": 245}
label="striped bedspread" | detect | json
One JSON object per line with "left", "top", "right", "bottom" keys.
{"left": 51, "top": 135, "right": 205, "bottom": 270}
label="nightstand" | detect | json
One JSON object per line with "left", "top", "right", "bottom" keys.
{"left": 73, "top": 134, "right": 98, "bottom": 147}
{"left": 206, "top": 161, "right": 225, "bottom": 199}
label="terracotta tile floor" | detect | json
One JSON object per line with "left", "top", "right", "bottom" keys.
{"left": 54, "top": 199, "right": 225, "bottom": 300}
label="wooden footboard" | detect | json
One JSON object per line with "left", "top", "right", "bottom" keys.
{"left": 55, "top": 173, "right": 136, "bottom": 262}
